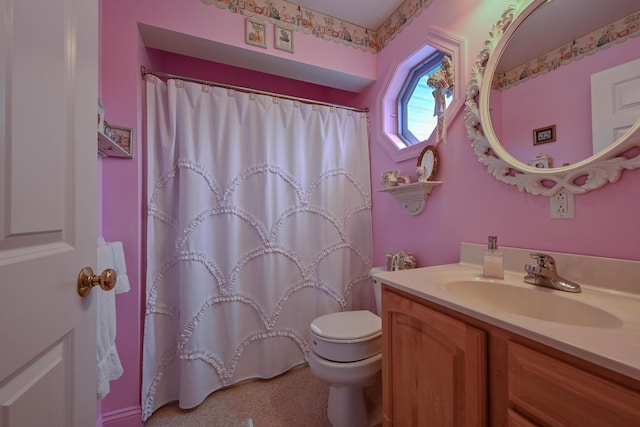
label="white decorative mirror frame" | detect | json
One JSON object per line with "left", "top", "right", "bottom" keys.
{"left": 465, "top": 0, "right": 640, "bottom": 196}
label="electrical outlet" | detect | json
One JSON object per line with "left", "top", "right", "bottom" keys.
{"left": 550, "top": 189, "right": 574, "bottom": 219}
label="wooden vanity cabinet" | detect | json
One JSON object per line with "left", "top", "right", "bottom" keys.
{"left": 382, "top": 287, "right": 488, "bottom": 426}
{"left": 382, "top": 285, "right": 640, "bottom": 427}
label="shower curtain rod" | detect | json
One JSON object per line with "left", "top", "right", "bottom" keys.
{"left": 140, "top": 66, "right": 368, "bottom": 113}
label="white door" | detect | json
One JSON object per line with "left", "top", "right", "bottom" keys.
{"left": 591, "top": 57, "right": 640, "bottom": 154}
{"left": 0, "top": 0, "right": 98, "bottom": 426}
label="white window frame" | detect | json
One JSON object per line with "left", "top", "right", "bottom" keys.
{"left": 377, "top": 28, "right": 467, "bottom": 162}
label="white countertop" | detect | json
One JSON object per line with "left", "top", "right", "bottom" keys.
{"left": 375, "top": 262, "right": 640, "bottom": 381}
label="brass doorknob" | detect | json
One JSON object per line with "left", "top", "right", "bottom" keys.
{"left": 77, "top": 267, "right": 117, "bottom": 297}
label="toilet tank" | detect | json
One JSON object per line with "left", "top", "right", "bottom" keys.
{"left": 369, "top": 266, "right": 386, "bottom": 315}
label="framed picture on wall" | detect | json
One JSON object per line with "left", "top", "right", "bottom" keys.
{"left": 245, "top": 18, "right": 267, "bottom": 48}
{"left": 533, "top": 125, "right": 556, "bottom": 145}
{"left": 274, "top": 25, "right": 294, "bottom": 53}
{"left": 110, "top": 125, "right": 134, "bottom": 158}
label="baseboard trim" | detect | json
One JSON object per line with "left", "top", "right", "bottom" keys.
{"left": 99, "top": 405, "right": 143, "bottom": 427}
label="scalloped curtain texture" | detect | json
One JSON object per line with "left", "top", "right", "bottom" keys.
{"left": 142, "top": 77, "right": 373, "bottom": 420}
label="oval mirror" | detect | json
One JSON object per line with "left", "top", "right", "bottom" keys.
{"left": 466, "top": 0, "right": 640, "bottom": 195}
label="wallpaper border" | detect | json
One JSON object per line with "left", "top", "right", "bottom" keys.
{"left": 201, "top": 0, "right": 433, "bottom": 53}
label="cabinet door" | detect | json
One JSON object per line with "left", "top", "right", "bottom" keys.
{"left": 507, "top": 409, "right": 538, "bottom": 427}
{"left": 382, "top": 288, "right": 487, "bottom": 427}
{"left": 508, "top": 341, "right": 640, "bottom": 426}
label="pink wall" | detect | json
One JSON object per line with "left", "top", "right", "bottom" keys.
{"left": 99, "top": 0, "right": 640, "bottom": 424}
{"left": 493, "top": 36, "right": 640, "bottom": 166}
{"left": 145, "top": 49, "right": 364, "bottom": 108}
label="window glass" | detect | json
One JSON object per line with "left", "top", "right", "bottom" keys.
{"left": 397, "top": 52, "right": 450, "bottom": 146}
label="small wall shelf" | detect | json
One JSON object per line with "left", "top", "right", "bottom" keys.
{"left": 98, "top": 131, "right": 130, "bottom": 158}
{"left": 378, "top": 181, "right": 442, "bottom": 215}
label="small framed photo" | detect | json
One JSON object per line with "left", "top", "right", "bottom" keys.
{"left": 245, "top": 18, "right": 267, "bottom": 48}
{"left": 274, "top": 25, "right": 294, "bottom": 53}
{"left": 110, "top": 125, "right": 134, "bottom": 158}
{"left": 533, "top": 125, "right": 556, "bottom": 145}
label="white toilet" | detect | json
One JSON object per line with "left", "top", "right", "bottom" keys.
{"left": 308, "top": 267, "right": 385, "bottom": 427}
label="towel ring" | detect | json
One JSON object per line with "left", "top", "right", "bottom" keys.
{"left": 77, "top": 267, "right": 117, "bottom": 297}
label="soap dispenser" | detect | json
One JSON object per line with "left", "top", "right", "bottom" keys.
{"left": 483, "top": 235, "right": 504, "bottom": 279}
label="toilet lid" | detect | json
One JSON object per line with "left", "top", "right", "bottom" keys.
{"left": 310, "top": 310, "right": 381, "bottom": 341}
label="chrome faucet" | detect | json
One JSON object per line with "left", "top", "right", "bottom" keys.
{"left": 524, "top": 253, "right": 581, "bottom": 293}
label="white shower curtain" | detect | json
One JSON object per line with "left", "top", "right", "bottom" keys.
{"left": 142, "top": 76, "right": 373, "bottom": 420}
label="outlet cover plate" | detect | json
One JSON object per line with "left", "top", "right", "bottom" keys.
{"left": 550, "top": 189, "right": 574, "bottom": 218}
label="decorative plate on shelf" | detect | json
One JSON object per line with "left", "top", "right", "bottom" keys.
{"left": 417, "top": 145, "right": 438, "bottom": 181}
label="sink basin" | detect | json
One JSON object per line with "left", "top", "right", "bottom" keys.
{"left": 445, "top": 280, "right": 623, "bottom": 328}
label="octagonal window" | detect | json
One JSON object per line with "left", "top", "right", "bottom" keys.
{"left": 377, "top": 29, "right": 465, "bottom": 161}
{"left": 397, "top": 51, "right": 449, "bottom": 146}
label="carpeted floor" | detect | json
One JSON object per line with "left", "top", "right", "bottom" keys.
{"left": 144, "top": 364, "right": 382, "bottom": 427}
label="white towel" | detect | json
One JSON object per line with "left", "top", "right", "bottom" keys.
{"left": 109, "top": 241, "right": 130, "bottom": 294}
{"left": 96, "top": 238, "right": 127, "bottom": 400}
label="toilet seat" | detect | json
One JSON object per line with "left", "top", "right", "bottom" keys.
{"left": 310, "top": 310, "right": 381, "bottom": 362}
{"left": 308, "top": 349, "right": 382, "bottom": 386}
